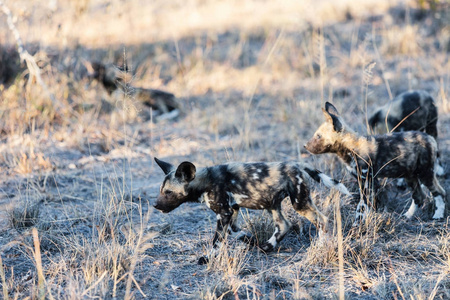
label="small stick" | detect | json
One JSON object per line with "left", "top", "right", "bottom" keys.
{"left": 0, "top": 1, "right": 59, "bottom": 108}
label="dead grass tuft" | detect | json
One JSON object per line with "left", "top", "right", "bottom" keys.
{"left": 244, "top": 210, "right": 275, "bottom": 247}
{"left": 381, "top": 25, "right": 423, "bottom": 57}
{"left": 9, "top": 200, "right": 40, "bottom": 230}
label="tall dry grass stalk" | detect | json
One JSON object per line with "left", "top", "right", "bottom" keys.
{"left": 0, "top": 1, "right": 59, "bottom": 108}
{"left": 439, "top": 78, "right": 449, "bottom": 113}
{"left": 123, "top": 208, "right": 157, "bottom": 299}
{"left": 371, "top": 26, "right": 392, "bottom": 101}
{"left": 363, "top": 61, "right": 376, "bottom": 134}
{"left": 204, "top": 240, "right": 259, "bottom": 300}
{"left": 240, "top": 28, "right": 285, "bottom": 150}
{"left": 0, "top": 255, "right": 8, "bottom": 300}
{"left": 32, "top": 227, "right": 53, "bottom": 300}
{"left": 313, "top": 27, "right": 327, "bottom": 103}
{"left": 334, "top": 193, "right": 345, "bottom": 300}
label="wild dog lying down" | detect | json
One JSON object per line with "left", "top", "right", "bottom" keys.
{"left": 305, "top": 102, "right": 446, "bottom": 223}
{"left": 368, "top": 90, "right": 443, "bottom": 175}
{"left": 153, "top": 157, "right": 349, "bottom": 264}
{"left": 87, "top": 62, "right": 180, "bottom": 115}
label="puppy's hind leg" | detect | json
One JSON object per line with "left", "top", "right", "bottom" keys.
{"left": 260, "top": 205, "right": 291, "bottom": 252}
{"left": 404, "top": 178, "right": 426, "bottom": 219}
{"left": 293, "top": 201, "right": 328, "bottom": 234}
{"left": 421, "top": 174, "right": 446, "bottom": 219}
{"left": 291, "top": 182, "right": 328, "bottom": 234}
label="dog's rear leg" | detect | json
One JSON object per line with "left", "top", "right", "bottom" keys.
{"left": 260, "top": 205, "right": 291, "bottom": 252}
{"left": 404, "top": 178, "right": 426, "bottom": 219}
{"left": 291, "top": 184, "right": 328, "bottom": 234}
{"left": 420, "top": 173, "right": 446, "bottom": 219}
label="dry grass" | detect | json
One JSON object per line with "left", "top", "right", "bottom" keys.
{"left": 0, "top": 0, "right": 449, "bottom": 299}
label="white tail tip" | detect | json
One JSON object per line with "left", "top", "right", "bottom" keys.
{"left": 319, "top": 173, "right": 350, "bottom": 195}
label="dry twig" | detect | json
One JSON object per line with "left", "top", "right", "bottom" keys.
{"left": 0, "top": 1, "right": 58, "bottom": 107}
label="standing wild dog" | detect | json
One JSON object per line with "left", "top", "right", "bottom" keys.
{"left": 305, "top": 102, "right": 446, "bottom": 224}
{"left": 368, "top": 90, "right": 443, "bottom": 175}
{"left": 153, "top": 157, "right": 350, "bottom": 264}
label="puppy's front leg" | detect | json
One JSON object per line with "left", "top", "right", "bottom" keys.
{"left": 198, "top": 210, "right": 232, "bottom": 265}
{"left": 353, "top": 168, "right": 374, "bottom": 226}
{"left": 228, "top": 205, "right": 255, "bottom": 245}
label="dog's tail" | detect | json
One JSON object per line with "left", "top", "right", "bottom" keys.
{"left": 304, "top": 167, "right": 350, "bottom": 195}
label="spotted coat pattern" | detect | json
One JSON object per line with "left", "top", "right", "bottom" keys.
{"left": 368, "top": 90, "right": 443, "bottom": 175}
{"left": 305, "top": 102, "right": 446, "bottom": 224}
{"left": 368, "top": 90, "right": 438, "bottom": 138}
{"left": 153, "top": 157, "right": 349, "bottom": 264}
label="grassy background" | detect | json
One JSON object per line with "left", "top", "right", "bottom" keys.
{"left": 0, "top": 0, "right": 449, "bottom": 299}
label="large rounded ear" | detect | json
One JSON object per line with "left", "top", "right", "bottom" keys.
{"left": 175, "top": 161, "right": 196, "bottom": 182}
{"left": 322, "top": 107, "right": 333, "bottom": 123}
{"left": 323, "top": 102, "right": 343, "bottom": 132}
{"left": 154, "top": 157, "right": 174, "bottom": 175}
{"left": 325, "top": 102, "right": 340, "bottom": 117}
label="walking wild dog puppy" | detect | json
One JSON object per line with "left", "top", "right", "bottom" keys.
{"left": 153, "top": 157, "right": 349, "bottom": 264}
{"left": 368, "top": 90, "right": 443, "bottom": 175}
{"left": 305, "top": 102, "right": 446, "bottom": 223}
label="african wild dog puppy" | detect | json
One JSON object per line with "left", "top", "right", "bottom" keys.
{"left": 368, "top": 90, "right": 443, "bottom": 175}
{"left": 368, "top": 90, "right": 437, "bottom": 137}
{"left": 305, "top": 102, "right": 446, "bottom": 224}
{"left": 153, "top": 157, "right": 350, "bottom": 265}
{"left": 87, "top": 62, "right": 180, "bottom": 114}
{"left": 88, "top": 62, "right": 125, "bottom": 94}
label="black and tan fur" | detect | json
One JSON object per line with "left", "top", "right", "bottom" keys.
{"left": 369, "top": 90, "right": 438, "bottom": 138}
{"left": 305, "top": 102, "right": 446, "bottom": 224}
{"left": 369, "top": 90, "right": 443, "bottom": 175}
{"left": 88, "top": 62, "right": 180, "bottom": 114}
{"left": 153, "top": 157, "right": 349, "bottom": 264}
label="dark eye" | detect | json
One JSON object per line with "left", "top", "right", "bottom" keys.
{"left": 165, "top": 190, "right": 173, "bottom": 196}
{"left": 316, "top": 134, "right": 321, "bottom": 139}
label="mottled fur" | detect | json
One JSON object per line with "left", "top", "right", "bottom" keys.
{"left": 153, "top": 157, "right": 349, "bottom": 264}
{"left": 88, "top": 62, "right": 179, "bottom": 113}
{"left": 368, "top": 90, "right": 443, "bottom": 175}
{"left": 305, "top": 102, "right": 446, "bottom": 224}
{"left": 368, "top": 90, "right": 437, "bottom": 138}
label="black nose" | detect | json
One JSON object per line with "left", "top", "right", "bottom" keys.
{"left": 153, "top": 203, "right": 167, "bottom": 213}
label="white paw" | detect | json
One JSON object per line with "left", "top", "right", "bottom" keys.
{"left": 432, "top": 195, "right": 445, "bottom": 219}
{"left": 353, "top": 200, "right": 368, "bottom": 226}
{"left": 435, "top": 164, "right": 444, "bottom": 177}
{"left": 352, "top": 220, "right": 360, "bottom": 227}
{"left": 234, "top": 230, "right": 252, "bottom": 240}
{"left": 156, "top": 109, "right": 180, "bottom": 121}
{"left": 404, "top": 202, "right": 418, "bottom": 219}
{"left": 396, "top": 178, "right": 405, "bottom": 187}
